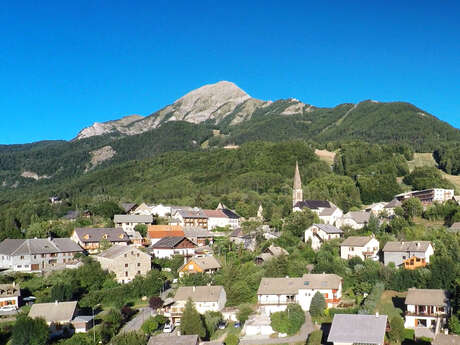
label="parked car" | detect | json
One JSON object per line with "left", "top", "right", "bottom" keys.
{"left": 218, "top": 321, "right": 227, "bottom": 329}
{"left": 0, "top": 305, "right": 16, "bottom": 312}
{"left": 163, "top": 323, "right": 175, "bottom": 333}
{"left": 234, "top": 322, "right": 241, "bottom": 328}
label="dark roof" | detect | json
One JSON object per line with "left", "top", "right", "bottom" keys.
{"left": 294, "top": 200, "right": 331, "bottom": 209}
{"left": 151, "top": 236, "right": 195, "bottom": 249}
{"left": 220, "top": 208, "right": 240, "bottom": 219}
{"left": 0, "top": 238, "right": 83, "bottom": 256}
{"left": 120, "top": 203, "right": 138, "bottom": 213}
{"left": 327, "top": 314, "right": 388, "bottom": 344}
{"left": 73, "top": 228, "right": 129, "bottom": 243}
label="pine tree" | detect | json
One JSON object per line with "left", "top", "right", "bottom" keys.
{"left": 180, "top": 298, "right": 205, "bottom": 338}
{"left": 309, "top": 291, "right": 326, "bottom": 317}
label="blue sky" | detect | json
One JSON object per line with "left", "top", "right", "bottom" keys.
{"left": 1, "top": 1, "right": 459, "bottom": 144}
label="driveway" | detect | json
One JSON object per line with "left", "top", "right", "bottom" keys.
{"left": 239, "top": 312, "right": 316, "bottom": 345}
{"left": 120, "top": 307, "right": 154, "bottom": 333}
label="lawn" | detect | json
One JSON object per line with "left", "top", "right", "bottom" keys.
{"left": 376, "top": 290, "right": 406, "bottom": 320}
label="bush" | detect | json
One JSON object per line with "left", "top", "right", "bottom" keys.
{"left": 237, "top": 304, "right": 253, "bottom": 325}
{"left": 309, "top": 291, "right": 326, "bottom": 317}
{"left": 307, "top": 330, "right": 323, "bottom": 345}
{"left": 270, "top": 303, "right": 305, "bottom": 336}
{"left": 388, "top": 316, "right": 405, "bottom": 343}
{"left": 141, "top": 317, "right": 158, "bottom": 335}
{"left": 225, "top": 333, "right": 239, "bottom": 345}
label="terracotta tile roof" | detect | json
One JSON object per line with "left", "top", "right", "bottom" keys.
{"left": 147, "top": 225, "right": 184, "bottom": 239}
{"left": 203, "top": 209, "right": 226, "bottom": 218}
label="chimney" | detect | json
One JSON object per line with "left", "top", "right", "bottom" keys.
{"left": 192, "top": 286, "right": 196, "bottom": 292}
{"left": 375, "top": 312, "right": 379, "bottom": 317}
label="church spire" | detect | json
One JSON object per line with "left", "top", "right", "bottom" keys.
{"left": 293, "top": 161, "right": 303, "bottom": 208}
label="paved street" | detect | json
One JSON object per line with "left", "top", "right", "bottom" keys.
{"left": 120, "top": 307, "right": 154, "bottom": 333}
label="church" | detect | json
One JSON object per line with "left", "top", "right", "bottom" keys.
{"left": 291, "top": 162, "right": 343, "bottom": 225}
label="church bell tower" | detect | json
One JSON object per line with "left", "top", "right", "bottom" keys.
{"left": 293, "top": 161, "right": 303, "bottom": 208}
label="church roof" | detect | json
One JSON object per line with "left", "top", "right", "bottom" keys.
{"left": 293, "top": 161, "right": 302, "bottom": 189}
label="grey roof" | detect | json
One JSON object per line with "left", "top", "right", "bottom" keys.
{"left": 405, "top": 288, "right": 449, "bottom": 306}
{"left": 174, "top": 286, "right": 225, "bottom": 303}
{"left": 265, "top": 245, "right": 289, "bottom": 257}
{"left": 432, "top": 334, "right": 460, "bottom": 345}
{"left": 0, "top": 238, "right": 83, "bottom": 256}
{"left": 383, "top": 241, "right": 432, "bottom": 253}
{"left": 29, "top": 301, "right": 77, "bottom": 323}
{"left": 179, "top": 256, "right": 221, "bottom": 272}
{"left": 328, "top": 314, "right": 387, "bottom": 344}
{"left": 309, "top": 224, "right": 343, "bottom": 234}
{"left": 257, "top": 273, "right": 341, "bottom": 295}
{"left": 151, "top": 236, "right": 195, "bottom": 249}
{"left": 97, "top": 245, "right": 150, "bottom": 260}
{"left": 148, "top": 334, "right": 199, "bottom": 345}
{"left": 449, "top": 222, "right": 460, "bottom": 232}
{"left": 341, "top": 236, "right": 375, "bottom": 247}
{"left": 176, "top": 209, "right": 208, "bottom": 219}
{"left": 0, "top": 284, "right": 20, "bottom": 297}
{"left": 74, "top": 228, "right": 129, "bottom": 243}
{"left": 114, "top": 214, "right": 153, "bottom": 223}
{"left": 72, "top": 315, "right": 94, "bottom": 323}
{"left": 294, "top": 200, "right": 331, "bottom": 210}
{"left": 343, "top": 211, "right": 371, "bottom": 224}
{"left": 184, "top": 228, "right": 216, "bottom": 238}
{"left": 319, "top": 206, "right": 339, "bottom": 216}
{"left": 384, "top": 198, "right": 402, "bottom": 208}
{"left": 120, "top": 203, "right": 138, "bottom": 213}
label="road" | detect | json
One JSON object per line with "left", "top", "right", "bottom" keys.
{"left": 120, "top": 307, "right": 154, "bottom": 333}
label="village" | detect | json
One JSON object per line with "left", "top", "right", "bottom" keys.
{"left": 0, "top": 163, "right": 458, "bottom": 345}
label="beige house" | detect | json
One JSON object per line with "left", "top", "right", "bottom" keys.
{"left": 340, "top": 236, "right": 379, "bottom": 260}
{"left": 95, "top": 245, "right": 151, "bottom": 284}
{"left": 336, "top": 211, "right": 371, "bottom": 230}
{"left": 178, "top": 255, "right": 221, "bottom": 277}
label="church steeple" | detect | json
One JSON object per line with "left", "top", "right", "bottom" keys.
{"left": 293, "top": 161, "right": 303, "bottom": 207}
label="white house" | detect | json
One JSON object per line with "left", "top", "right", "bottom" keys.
{"left": 365, "top": 202, "right": 387, "bottom": 216}
{"left": 336, "top": 211, "right": 371, "bottom": 230}
{"left": 257, "top": 273, "right": 342, "bottom": 315}
{"left": 384, "top": 199, "right": 402, "bottom": 217}
{"left": 294, "top": 200, "right": 343, "bottom": 225}
{"left": 404, "top": 288, "right": 450, "bottom": 338}
{"left": 203, "top": 208, "right": 240, "bottom": 230}
{"left": 305, "top": 224, "right": 343, "bottom": 250}
{"left": 383, "top": 241, "right": 434, "bottom": 267}
{"left": 340, "top": 236, "right": 379, "bottom": 260}
{"left": 395, "top": 188, "right": 455, "bottom": 205}
{"left": 149, "top": 236, "right": 196, "bottom": 259}
{"left": 134, "top": 204, "right": 173, "bottom": 218}
{"left": 113, "top": 214, "right": 153, "bottom": 234}
{"left": 328, "top": 314, "right": 388, "bottom": 345}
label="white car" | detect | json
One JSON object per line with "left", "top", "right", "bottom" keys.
{"left": 163, "top": 323, "right": 174, "bottom": 333}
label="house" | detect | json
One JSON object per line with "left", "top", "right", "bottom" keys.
{"left": 432, "top": 334, "right": 460, "bottom": 345}
{"left": 304, "top": 224, "right": 343, "bottom": 250}
{"left": 229, "top": 228, "right": 256, "bottom": 251}
{"left": 327, "top": 314, "right": 388, "bottom": 345}
{"left": 404, "top": 288, "right": 450, "bottom": 338}
{"left": 0, "top": 238, "right": 83, "bottom": 272}
{"left": 162, "top": 286, "right": 226, "bottom": 324}
{"left": 384, "top": 198, "right": 402, "bottom": 217}
{"left": 294, "top": 200, "right": 343, "bottom": 225}
{"left": 120, "top": 203, "right": 138, "bottom": 214}
{"left": 62, "top": 210, "right": 91, "bottom": 221}
{"left": 150, "top": 236, "right": 196, "bottom": 259}
{"left": 184, "top": 227, "right": 217, "bottom": 246}
{"left": 448, "top": 222, "right": 460, "bottom": 234}
{"left": 0, "top": 283, "right": 20, "bottom": 310}
{"left": 95, "top": 245, "right": 151, "bottom": 284}
{"left": 147, "top": 225, "right": 185, "bottom": 245}
{"left": 383, "top": 241, "right": 434, "bottom": 268}
{"left": 203, "top": 205, "right": 241, "bottom": 230}
{"left": 395, "top": 189, "right": 455, "bottom": 205}
{"left": 71, "top": 228, "right": 129, "bottom": 252}
{"left": 336, "top": 211, "right": 371, "bottom": 230}
{"left": 113, "top": 214, "right": 153, "bottom": 234}
{"left": 29, "top": 301, "right": 77, "bottom": 336}
{"left": 365, "top": 202, "right": 387, "bottom": 216}
{"left": 178, "top": 255, "right": 221, "bottom": 277}
{"left": 257, "top": 273, "right": 342, "bottom": 315}
{"left": 138, "top": 204, "right": 173, "bottom": 217}
{"left": 255, "top": 245, "right": 288, "bottom": 265}
{"left": 148, "top": 334, "right": 199, "bottom": 345}
{"left": 171, "top": 208, "right": 208, "bottom": 229}
{"left": 340, "top": 236, "right": 379, "bottom": 260}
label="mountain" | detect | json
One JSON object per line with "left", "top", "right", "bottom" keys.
{"left": 1, "top": 81, "right": 460, "bottom": 187}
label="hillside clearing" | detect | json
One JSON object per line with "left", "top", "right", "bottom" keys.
{"left": 315, "top": 149, "right": 336, "bottom": 166}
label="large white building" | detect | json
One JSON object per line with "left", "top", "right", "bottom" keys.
{"left": 257, "top": 273, "right": 342, "bottom": 315}
{"left": 395, "top": 189, "right": 455, "bottom": 205}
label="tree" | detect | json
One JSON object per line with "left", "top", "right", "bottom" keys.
{"left": 401, "top": 198, "right": 423, "bottom": 220}
{"left": 283, "top": 209, "right": 319, "bottom": 238}
{"left": 307, "top": 330, "right": 323, "bottom": 345}
{"left": 388, "top": 316, "right": 405, "bottom": 343}
{"left": 134, "top": 224, "right": 147, "bottom": 237}
{"left": 309, "top": 291, "right": 326, "bottom": 317}
{"left": 58, "top": 333, "right": 93, "bottom": 345}
{"left": 448, "top": 315, "right": 460, "bottom": 335}
{"left": 225, "top": 333, "right": 239, "bottom": 345}
{"left": 236, "top": 304, "right": 253, "bottom": 325}
{"left": 11, "top": 315, "right": 49, "bottom": 345}
{"left": 204, "top": 311, "right": 223, "bottom": 338}
{"left": 149, "top": 296, "right": 163, "bottom": 310}
{"left": 180, "top": 298, "right": 205, "bottom": 338}
{"left": 270, "top": 303, "right": 305, "bottom": 335}
{"left": 50, "top": 282, "right": 73, "bottom": 302}
{"left": 110, "top": 331, "right": 147, "bottom": 345}
{"left": 141, "top": 317, "right": 158, "bottom": 335}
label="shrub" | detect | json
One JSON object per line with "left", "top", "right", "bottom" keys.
{"left": 270, "top": 303, "right": 305, "bottom": 336}
{"left": 309, "top": 291, "right": 326, "bottom": 317}
{"left": 307, "top": 330, "right": 323, "bottom": 345}
{"left": 224, "top": 333, "right": 239, "bottom": 345}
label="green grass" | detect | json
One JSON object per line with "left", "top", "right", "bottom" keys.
{"left": 376, "top": 290, "right": 405, "bottom": 320}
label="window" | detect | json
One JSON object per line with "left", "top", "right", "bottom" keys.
{"left": 125, "top": 264, "right": 128, "bottom": 268}
{"left": 33, "top": 255, "right": 36, "bottom": 259}
{"left": 137, "top": 271, "right": 141, "bottom": 275}
{"left": 124, "top": 254, "right": 127, "bottom": 258}
{"left": 20, "top": 256, "right": 24, "bottom": 260}
{"left": 137, "top": 263, "right": 141, "bottom": 267}
{"left": 125, "top": 272, "right": 128, "bottom": 277}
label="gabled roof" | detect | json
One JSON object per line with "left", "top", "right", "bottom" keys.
{"left": 203, "top": 209, "right": 227, "bottom": 218}
{"left": 174, "top": 286, "right": 225, "bottom": 303}
{"left": 383, "top": 241, "right": 432, "bottom": 253}
{"left": 179, "top": 256, "right": 221, "bottom": 272}
{"left": 384, "top": 198, "right": 402, "bottom": 208}
{"left": 29, "top": 301, "right": 77, "bottom": 323}
{"left": 341, "top": 236, "right": 375, "bottom": 247}
{"left": 148, "top": 334, "right": 199, "bottom": 345}
{"left": 0, "top": 238, "right": 82, "bottom": 256}
{"left": 97, "top": 245, "right": 150, "bottom": 260}
{"left": 265, "top": 245, "right": 289, "bottom": 257}
{"left": 327, "top": 314, "right": 388, "bottom": 345}
{"left": 319, "top": 206, "right": 339, "bottom": 216}
{"left": 309, "top": 224, "right": 343, "bottom": 234}
{"left": 151, "top": 236, "right": 196, "bottom": 249}
{"left": 175, "top": 209, "right": 208, "bottom": 219}
{"left": 257, "top": 273, "right": 341, "bottom": 295}
{"left": 294, "top": 200, "right": 331, "bottom": 210}
{"left": 63, "top": 210, "right": 81, "bottom": 220}
{"left": 342, "top": 211, "right": 371, "bottom": 224}
{"left": 219, "top": 208, "right": 240, "bottom": 219}
{"left": 405, "top": 288, "right": 449, "bottom": 307}
{"left": 73, "top": 228, "right": 129, "bottom": 243}
{"left": 0, "top": 284, "right": 20, "bottom": 297}
{"left": 184, "top": 228, "right": 216, "bottom": 238}
{"left": 114, "top": 214, "right": 153, "bottom": 223}
{"left": 147, "top": 225, "right": 184, "bottom": 239}
{"left": 120, "top": 203, "right": 138, "bottom": 213}
{"left": 300, "top": 273, "right": 342, "bottom": 290}
{"left": 432, "top": 334, "right": 460, "bottom": 345}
